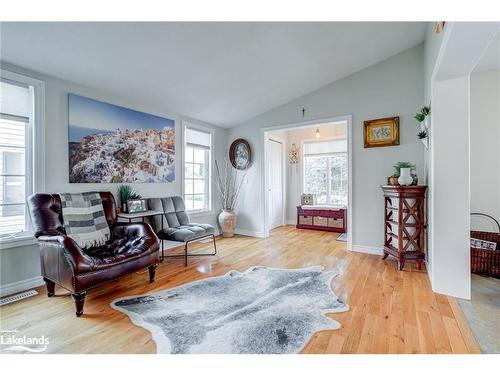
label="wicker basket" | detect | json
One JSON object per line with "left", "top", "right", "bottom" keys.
{"left": 470, "top": 231, "right": 500, "bottom": 278}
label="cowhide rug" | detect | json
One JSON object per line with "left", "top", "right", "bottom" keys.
{"left": 111, "top": 266, "right": 348, "bottom": 354}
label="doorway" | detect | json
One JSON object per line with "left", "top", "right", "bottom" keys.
{"left": 267, "top": 138, "right": 284, "bottom": 230}
{"left": 262, "top": 115, "right": 353, "bottom": 250}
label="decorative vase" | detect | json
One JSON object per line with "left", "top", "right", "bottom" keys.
{"left": 121, "top": 202, "right": 128, "bottom": 213}
{"left": 419, "top": 122, "right": 426, "bottom": 134}
{"left": 218, "top": 209, "right": 237, "bottom": 238}
{"left": 398, "top": 168, "right": 413, "bottom": 186}
{"left": 423, "top": 116, "right": 430, "bottom": 129}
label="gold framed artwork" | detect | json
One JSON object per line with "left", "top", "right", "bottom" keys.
{"left": 363, "top": 116, "right": 400, "bottom": 148}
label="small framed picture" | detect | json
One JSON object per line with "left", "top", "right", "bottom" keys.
{"left": 127, "top": 199, "right": 147, "bottom": 213}
{"left": 229, "top": 138, "right": 251, "bottom": 170}
{"left": 301, "top": 193, "right": 315, "bottom": 206}
{"left": 363, "top": 116, "right": 400, "bottom": 148}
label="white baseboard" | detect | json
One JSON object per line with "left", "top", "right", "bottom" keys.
{"left": 234, "top": 228, "right": 266, "bottom": 238}
{"left": 0, "top": 276, "right": 44, "bottom": 297}
{"left": 350, "top": 245, "right": 384, "bottom": 256}
{"left": 285, "top": 220, "right": 296, "bottom": 225}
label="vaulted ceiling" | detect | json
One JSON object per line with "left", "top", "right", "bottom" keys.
{"left": 0, "top": 22, "right": 427, "bottom": 127}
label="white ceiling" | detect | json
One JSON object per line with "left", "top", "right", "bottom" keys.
{"left": 474, "top": 29, "right": 500, "bottom": 73}
{"left": 0, "top": 22, "right": 426, "bottom": 127}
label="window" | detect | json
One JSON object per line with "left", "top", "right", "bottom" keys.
{"left": 184, "top": 126, "right": 212, "bottom": 212}
{"left": 303, "top": 139, "right": 348, "bottom": 206}
{"left": 0, "top": 71, "right": 44, "bottom": 244}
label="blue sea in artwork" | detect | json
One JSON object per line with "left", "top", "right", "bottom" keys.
{"left": 69, "top": 126, "right": 113, "bottom": 143}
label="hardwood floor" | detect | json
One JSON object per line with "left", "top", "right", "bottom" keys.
{"left": 0, "top": 225, "right": 480, "bottom": 354}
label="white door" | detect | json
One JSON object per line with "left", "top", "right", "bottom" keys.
{"left": 267, "top": 139, "right": 284, "bottom": 230}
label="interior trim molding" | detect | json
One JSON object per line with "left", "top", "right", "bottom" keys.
{"left": 350, "top": 245, "right": 384, "bottom": 256}
{"left": 0, "top": 276, "right": 44, "bottom": 297}
{"left": 234, "top": 228, "right": 266, "bottom": 238}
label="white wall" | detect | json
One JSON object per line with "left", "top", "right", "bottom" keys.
{"left": 0, "top": 62, "right": 227, "bottom": 292}
{"left": 426, "top": 22, "right": 499, "bottom": 299}
{"left": 430, "top": 76, "right": 471, "bottom": 299}
{"left": 470, "top": 69, "right": 500, "bottom": 231}
{"left": 228, "top": 45, "right": 426, "bottom": 249}
{"left": 424, "top": 24, "right": 446, "bottom": 105}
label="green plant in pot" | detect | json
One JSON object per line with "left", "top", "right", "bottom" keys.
{"left": 118, "top": 185, "right": 141, "bottom": 213}
{"left": 414, "top": 105, "right": 431, "bottom": 143}
{"left": 393, "top": 162, "right": 417, "bottom": 186}
{"left": 414, "top": 106, "right": 430, "bottom": 123}
{"left": 417, "top": 130, "right": 428, "bottom": 139}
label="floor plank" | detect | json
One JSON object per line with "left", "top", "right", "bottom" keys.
{"left": 0, "top": 225, "right": 479, "bottom": 354}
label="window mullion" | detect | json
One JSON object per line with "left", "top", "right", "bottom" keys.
{"left": 327, "top": 157, "right": 331, "bottom": 204}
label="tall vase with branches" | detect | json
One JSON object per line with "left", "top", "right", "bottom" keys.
{"left": 214, "top": 159, "right": 247, "bottom": 237}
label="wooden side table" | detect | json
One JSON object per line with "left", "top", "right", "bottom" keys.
{"left": 381, "top": 185, "right": 427, "bottom": 270}
{"left": 117, "top": 210, "right": 164, "bottom": 225}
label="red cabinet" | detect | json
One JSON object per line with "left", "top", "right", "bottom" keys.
{"left": 296, "top": 206, "right": 346, "bottom": 233}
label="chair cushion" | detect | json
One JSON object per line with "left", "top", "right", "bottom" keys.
{"left": 147, "top": 196, "right": 215, "bottom": 242}
{"left": 160, "top": 223, "right": 215, "bottom": 242}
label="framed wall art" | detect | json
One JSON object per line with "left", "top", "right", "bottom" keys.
{"left": 68, "top": 94, "right": 176, "bottom": 183}
{"left": 363, "top": 116, "right": 399, "bottom": 148}
{"left": 229, "top": 138, "right": 251, "bottom": 170}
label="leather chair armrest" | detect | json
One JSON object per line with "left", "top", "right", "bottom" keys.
{"left": 38, "top": 234, "right": 93, "bottom": 273}
{"left": 112, "top": 222, "right": 160, "bottom": 256}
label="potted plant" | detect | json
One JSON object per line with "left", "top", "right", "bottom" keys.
{"left": 117, "top": 185, "right": 141, "bottom": 213}
{"left": 393, "top": 162, "right": 417, "bottom": 186}
{"left": 417, "top": 130, "right": 428, "bottom": 140}
{"left": 214, "top": 159, "right": 247, "bottom": 237}
{"left": 414, "top": 105, "right": 430, "bottom": 129}
{"left": 414, "top": 105, "right": 430, "bottom": 148}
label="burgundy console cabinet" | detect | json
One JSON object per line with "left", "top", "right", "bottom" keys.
{"left": 296, "top": 206, "right": 346, "bottom": 233}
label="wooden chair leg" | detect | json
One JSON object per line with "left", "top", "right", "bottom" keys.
{"left": 398, "top": 260, "right": 405, "bottom": 271}
{"left": 43, "top": 277, "right": 55, "bottom": 297}
{"left": 148, "top": 265, "right": 157, "bottom": 283}
{"left": 72, "top": 292, "right": 87, "bottom": 317}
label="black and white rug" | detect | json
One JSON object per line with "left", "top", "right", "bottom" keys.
{"left": 111, "top": 266, "right": 348, "bottom": 354}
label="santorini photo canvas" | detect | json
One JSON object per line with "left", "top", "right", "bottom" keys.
{"left": 68, "top": 94, "right": 176, "bottom": 183}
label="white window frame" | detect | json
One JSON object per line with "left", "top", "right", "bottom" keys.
{"left": 302, "top": 139, "right": 348, "bottom": 206}
{"left": 0, "top": 69, "right": 45, "bottom": 250}
{"left": 182, "top": 121, "right": 213, "bottom": 216}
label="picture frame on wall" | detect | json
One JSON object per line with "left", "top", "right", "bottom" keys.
{"left": 229, "top": 138, "right": 251, "bottom": 170}
{"left": 363, "top": 116, "right": 400, "bottom": 148}
{"left": 68, "top": 94, "right": 176, "bottom": 183}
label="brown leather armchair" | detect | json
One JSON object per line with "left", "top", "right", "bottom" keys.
{"left": 27, "top": 192, "right": 159, "bottom": 317}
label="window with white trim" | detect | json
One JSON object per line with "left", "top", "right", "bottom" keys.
{"left": 0, "top": 78, "right": 35, "bottom": 238}
{"left": 303, "top": 139, "right": 348, "bottom": 206}
{"left": 184, "top": 126, "right": 212, "bottom": 212}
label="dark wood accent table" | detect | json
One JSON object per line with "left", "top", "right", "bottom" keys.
{"left": 381, "top": 185, "right": 427, "bottom": 270}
